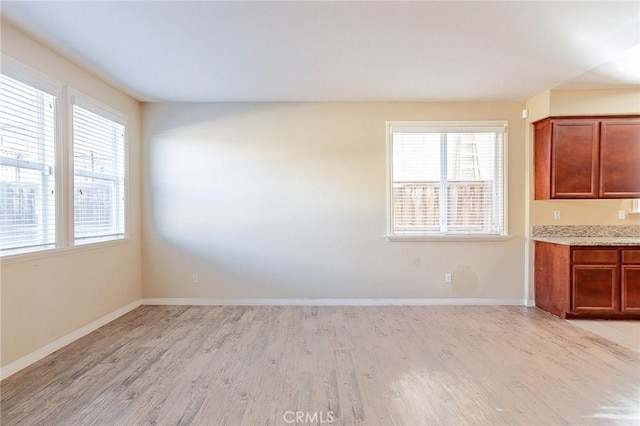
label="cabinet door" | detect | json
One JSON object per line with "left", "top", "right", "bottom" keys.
{"left": 534, "top": 120, "right": 552, "bottom": 200}
{"left": 621, "top": 265, "right": 640, "bottom": 313}
{"left": 534, "top": 242, "right": 571, "bottom": 318}
{"left": 599, "top": 119, "right": 640, "bottom": 198}
{"left": 571, "top": 265, "right": 619, "bottom": 313}
{"left": 551, "top": 120, "right": 599, "bottom": 198}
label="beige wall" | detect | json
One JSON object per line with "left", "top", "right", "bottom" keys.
{"left": 549, "top": 88, "right": 640, "bottom": 117}
{"left": 142, "top": 102, "right": 527, "bottom": 300}
{"left": 0, "top": 21, "right": 142, "bottom": 367}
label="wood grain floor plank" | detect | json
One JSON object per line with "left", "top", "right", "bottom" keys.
{"left": 2, "top": 305, "right": 638, "bottom": 425}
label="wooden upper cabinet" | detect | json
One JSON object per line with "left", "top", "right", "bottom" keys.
{"left": 599, "top": 118, "right": 640, "bottom": 198}
{"left": 534, "top": 116, "right": 640, "bottom": 200}
{"left": 533, "top": 119, "right": 552, "bottom": 199}
{"left": 551, "top": 120, "right": 599, "bottom": 198}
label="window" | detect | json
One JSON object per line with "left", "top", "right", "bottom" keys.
{"left": 0, "top": 58, "right": 129, "bottom": 259}
{"left": 388, "top": 122, "right": 506, "bottom": 238}
{"left": 0, "top": 73, "right": 57, "bottom": 254}
{"left": 71, "top": 96, "right": 126, "bottom": 244}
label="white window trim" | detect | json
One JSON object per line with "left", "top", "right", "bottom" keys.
{"left": 1, "top": 55, "right": 61, "bottom": 97}
{"left": 68, "top": 89, "right": 127, "bottom": 126}
{"left": 0, "top": 236, "right": 132, "bottom": 265}
{"left": 68, "top": 88, "right": 129, "bottom": 246}
{"left": 386, "top": 235, "right": 513, "bottom": 242}
{"left": 386, "top": 121, "right": 510, "bottom": 241}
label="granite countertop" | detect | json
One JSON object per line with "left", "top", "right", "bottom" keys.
{"left": 532, "top": 236, "right": 640, "bottom": 246}
{"left": 531, "top": 225, "right": 640, "bottom": 246}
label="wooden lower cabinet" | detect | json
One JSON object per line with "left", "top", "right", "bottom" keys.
{"left": 572, "top": 265, "right": 618, "bottom": 313}
{"left": 535, "top": 242, "right": 640, "bottom": 319}
{"left": 622, "top": 265, "right": 640, "bottom": 313}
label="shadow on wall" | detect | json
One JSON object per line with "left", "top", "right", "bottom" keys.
{"left": 145, "top": 103, "right": 387, "bottom": 297}
{"left": 144, "top": 103, "right": 525, "bottom": 299}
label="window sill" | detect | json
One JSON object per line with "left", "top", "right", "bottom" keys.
{"left": 0, "top": 237, "right": 133, "bottom": 265}
{"left": 386, "top": 235, "right": 513, "bottom": 242}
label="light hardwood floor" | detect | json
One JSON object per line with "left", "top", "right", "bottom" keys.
{"left": 567, "top": 320, "right": 640, "bottom": 353}
{"left": 1, "top": 306, "right": 639, "bottom": 425}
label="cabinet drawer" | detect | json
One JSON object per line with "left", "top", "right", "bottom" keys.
{"left": 622, "top": 250, "right": 640, "bottom": 264}
{"left": 572, "top": 249, "right": 618, "bottom": 264}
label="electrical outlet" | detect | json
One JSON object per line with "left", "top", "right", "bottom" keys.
{"left": 192, "top": 273, "right": 199, "bottom": 284}
{"left": 553, "top": 210, "right": 561, "bottom": 220}
{"left": 618, "top": 210, "right": 626, "bottom": 220}
{"left": 445, "top": 273, "right": 452, "bottom": 283}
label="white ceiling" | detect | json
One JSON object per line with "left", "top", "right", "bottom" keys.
{"left": 2, "top": 1, "right": 639, "bottom": 103}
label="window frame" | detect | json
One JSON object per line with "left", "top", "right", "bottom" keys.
{"left": 0, "top": 56, "right": 131, "bottom": 263}
{"left": 69, "top": 89, "right": 129, "bottom": 246}
{"left": 386, "top": 121, "right": 510, "bottom": 242}
{"left": 0, "top": 56, "right": 63, "bottom": 255}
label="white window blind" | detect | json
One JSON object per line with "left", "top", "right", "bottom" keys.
{"left": 72, "top": 103, "right": 126, "bottom": 244}
{"left": 0, "top": 74, "right": 57, "bottom": 254}
{"left": 389, "top": 122, "right": 506, "bottom": 236}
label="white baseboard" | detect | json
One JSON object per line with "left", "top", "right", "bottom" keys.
{"left": 0, "top": 300, "right": 141, "bottom": 381}
{"left": 142, "top": 297, "right": 530, "bottom": 307}
{"left": 525, "top": 299, "right": 536, "bottom": 307}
